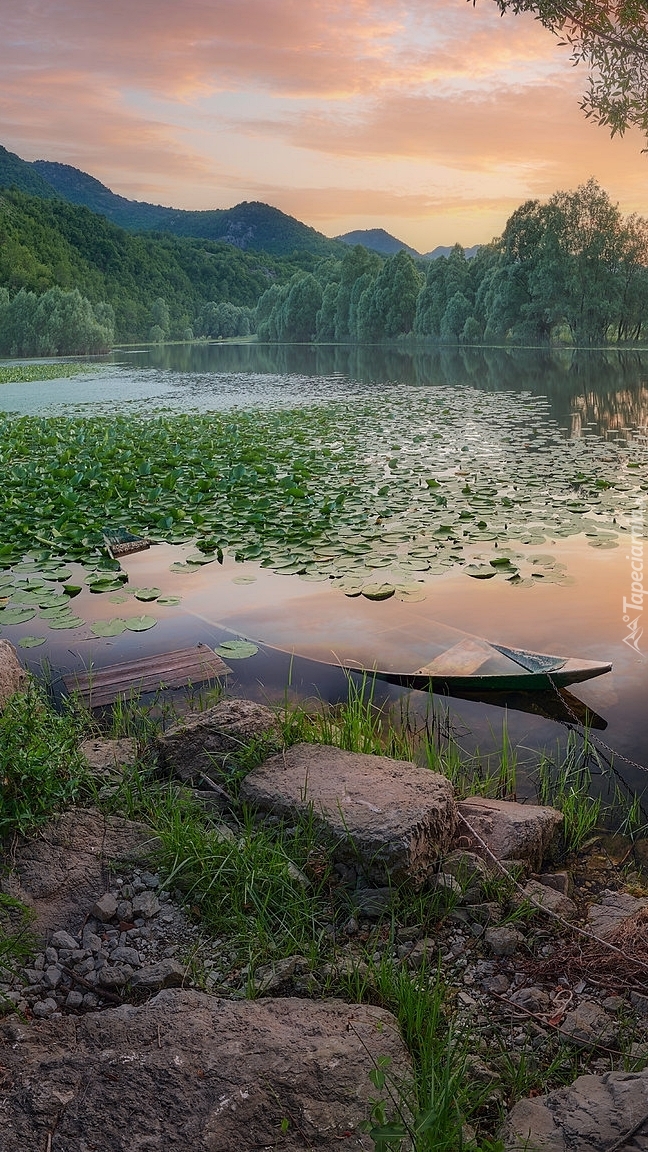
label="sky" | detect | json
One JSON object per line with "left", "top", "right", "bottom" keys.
{"left": 1, "top": 0, "right": 647, "bottom": 251}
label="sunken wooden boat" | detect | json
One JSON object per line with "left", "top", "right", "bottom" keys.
{"left": 220, "top": 596, "right": 612, "bottom": 694}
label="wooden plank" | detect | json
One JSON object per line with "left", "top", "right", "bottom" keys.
{"left": 63, "top": 644, "right": 230, "bottom": 706}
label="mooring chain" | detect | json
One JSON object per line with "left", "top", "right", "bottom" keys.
{"left": 547, "top": 672, "right": 648, "bottom": 777}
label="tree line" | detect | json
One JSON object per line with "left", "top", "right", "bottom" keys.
{"left": 1, "top": 178, "right": 647, "bottom": 355}
{"left": 257, "top": 180, "right": 648, "bottom": 348}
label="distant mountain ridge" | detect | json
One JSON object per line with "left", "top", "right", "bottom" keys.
{"left": 338, "top": 228, "right": 481, "bottom": 261}
{"left": 337, "top": 228, "right": 421, "bottom": 258}
{"left": 0, "top": 144, "right": 480, "bottom": 261}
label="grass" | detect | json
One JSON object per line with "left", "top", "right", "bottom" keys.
{"left": 0, "top": 362, "right": 99, "bottom": 385}
{"left": 0, "top": 684, "right": 93, "bottom": 838}
{"left": 0, "top": 893, "right": 34, "bottom": 982}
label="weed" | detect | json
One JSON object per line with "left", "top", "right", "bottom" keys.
{"left": 0, "top": 685, "right": 92, "bottom": 840}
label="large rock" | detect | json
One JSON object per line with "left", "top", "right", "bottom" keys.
{"left": 156, "top": 698, "right": 280, "bottom": 782}
{"left": 0, "top": 639, "right": 27, "bottom": 709}
{"left": 79, "top": 737, "right": 137, "bottom": 774}
{"left": 0, "top": 808, "right": 160, "bottom": 942}
{"left": 587, "top": 892, "right": 648, "bottom": 940}
{"left": 456, "top": 797, "right": 563, "bottom": 871}
{"left": 240, "top": 743, "right": 457, "bottom": 886}
{"left": 0, "top": 989, "right": 411, "bottom": 1150}
{"left": 504, "top": 1069, "right": 648, "bottom": 1150}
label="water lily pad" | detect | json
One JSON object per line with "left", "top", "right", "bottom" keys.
{"left": 63, "top": 584, "right": 83, "bottom": 597}
{"left": 88, "top": 577, "right": 127, "bottom": 593}
{"left": 156, "top": 595, "right": 182, "bottom": 606}
{"left": 169, "top": 562, "right": 197, "bottom": 573}
{"left": 125, "top": 616, "right": 157, "bottom": 631}
{"left": 18, "top": 635, "right": 47, "bottom": 648}
{"left": 108, "top": 593, "right": 130, "bottom": 603}
{"left": 215, "top": 639, "right": 259, "bottom": 659}
{"left": 464, "top": 565, "right": 497, "bottom": 579}
{"left": 48, "top": 616, "right": 85, "bottom": 629}
{"left": 133, "top": 587, "right": 161, "bottom": 602}
{"left": 362, "top": 583, "right": 395, "bottom": 601}
{"left": 91, "top": 618, "right": 128, "bottom": 637}
{"left": 1, "top": 607, "right": 37, "bottom": 624}
{"left": 232, "top": 576, "right": 257, "bottom": 585}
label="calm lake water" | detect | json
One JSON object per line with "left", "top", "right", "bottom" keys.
{"left": 1, "top": 342, "right": 647, "bottom": 795}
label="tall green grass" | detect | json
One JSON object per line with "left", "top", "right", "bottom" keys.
{"left": 0, "top": 685, "right": 92, "bottom": 839}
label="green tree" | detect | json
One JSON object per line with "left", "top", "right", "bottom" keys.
{"left": 483, "top": 2, "right": 648, "bottom": 145}
{"left": 280, "top": 274, "right": 323, "bottom": 341}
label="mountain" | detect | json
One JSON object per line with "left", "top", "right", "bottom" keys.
{"left": 0, "top": 145, "right": 57, "bottom": 200}
{"left": 30, "top": 160, "right": 341, "bottom": 257}
{"left": 0, "top": 187, "right": 310, "bottom": 341}
{"left": 424, "top": 244, "right": 481, "bottom": 260}
{"left": 337, "top": 228, "right": 421, "bottom": 258}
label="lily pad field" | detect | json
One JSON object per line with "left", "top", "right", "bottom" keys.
{"left": 0, "top": 343, "right": 647, "bottom": 767}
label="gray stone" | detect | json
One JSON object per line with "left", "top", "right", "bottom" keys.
{"left": 82, "top": 993, "right": 99, "bottom": 1009}
{"left": 430, "top": 872, "right": 462, "bottom": 896}
{"left": 509, "top": 987, "right": 551, "bottom": 1013}
{"left": 457, "top": 797, "right": 563, "bottom": 870}
{"left": 559, "top": 1000, "right": 618, "bottom": 1048}
{"left": 32, "top": 998, "right": 57, "bottom": 1018}
{"left": 116, "top": 900, "right": 133, "bottom": 920}
{"left": 0, "top": 989, "right": 411, "bottom": 1150}
{"left": 74, "top": 957, "right": 96, "bottom": 977}
{"left": 468, "top": 902, "right": 502, "bottom": 925}
{"left": 240, "top": 743, "right": 457, "bottom": 886}
{"left": 587, "top": 892, "right": 648, "bottom": 940}
{"left": 81, "top": 931, "right": 102, "bottom": 953}
{"left": 65, "top": 991, "right": 84, "bottom": 1009}
{"left": 484, "top": 926, "right": 524, "bottom": 956}
{"left": 130, "top": 959, "right": 187, "bottom": 990}
{"left": 537, "top": 871, "right": 573, "bottom": 897}
{"left": 132, "top": 891, "right": 160, "bottom": 919}
{"left": 522, "top": 880, "right": 577, "bottom": 920}
{"left": 110, "top": 946, "right": 141, "bottom": 967}
{"left": 442, "top": 850, "right": 491, "bottom": 891}
{"left": 51, "top": 930, "right": 78, "bottom": 951}
{"left": 92, "top": 892, "right": 118, "bottom": 922}
{"left": 45, "top": 946, "right": 58, "bottom": 964}
{"left": 354, "top": 887, "right": 394, "bottom": 919}
{"left": 253, "top": 956, "right": 307, "bottom": 995}
{"left": 98, "top": 965, "right": 134, "bottom": 988}
{"left": 0, "top": 809, "right": 160, "bottom": 943}
{"left": 405, "top": 938, "right": 437, "bottom": 969}
{"left": 79, "top": 737, "right": 137, "bottom": 773}
{"left": 603, "top": 996, "right": 626, "bottom": 1012}
{"left": 43, "top": 966, "right": 62, "bottom": 990}
{"left": 0, "top": 640, "right": 27, "bottom": 710}
{"left": 630, "top": 991, "right": 648, "bottom": 1016}
{"left": 157, "top": 698, "right": 280, "bottom": 782}
{"left": 504, "top": 1069, "right": 648, "bottom": 1151}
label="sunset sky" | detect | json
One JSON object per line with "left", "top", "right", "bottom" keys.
{"left": 2, "top": 0, "right": 647, "bottom": 251}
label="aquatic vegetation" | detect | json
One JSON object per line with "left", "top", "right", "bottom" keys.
{"left": 0, "top": 362, "right": 99, "bottom": 385}
{"left": 0, "top": 386, "right": 645, "bottom": 639}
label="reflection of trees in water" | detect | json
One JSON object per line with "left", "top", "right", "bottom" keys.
{"left": 116, "top": 342, "right": 648, "bottom": 438}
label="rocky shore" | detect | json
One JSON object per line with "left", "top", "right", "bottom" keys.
{"left": 2, "top": 645, "right": 648, "bottom": 1149}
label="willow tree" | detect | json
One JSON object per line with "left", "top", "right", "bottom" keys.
{"left": 482, "top": 2, "right": 648, "bottom": 142}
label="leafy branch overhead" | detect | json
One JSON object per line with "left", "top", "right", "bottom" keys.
{"left": 482, "top": 1, "right": 648, "bottom": 142}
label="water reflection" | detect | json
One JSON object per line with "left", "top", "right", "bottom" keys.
{"left": 113, "top": 342, "right": 648, "bottom": 442}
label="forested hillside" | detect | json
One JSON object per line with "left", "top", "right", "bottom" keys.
{"left": 258, "top": 181, "right": 648, "bottom": 347}
{"left": 0, "top": 188, "right": 311, "bottom": 349}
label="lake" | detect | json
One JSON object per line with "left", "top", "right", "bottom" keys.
{"left": 1, "top": 342, "right": 647, "bottom": 795}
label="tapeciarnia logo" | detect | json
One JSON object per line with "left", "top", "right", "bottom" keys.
{"left": 622, "top": 500, "right": 645, "bottom": 654}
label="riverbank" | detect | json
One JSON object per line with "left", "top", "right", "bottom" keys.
{"left": 3, "top": 650, "right": 648, "bottom": 1149}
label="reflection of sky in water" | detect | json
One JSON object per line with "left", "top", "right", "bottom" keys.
{"left": 0, "top": 345, "right": 647, "bottom": 445}
{"left": 0, "top": 366, "right": 383, "bottom": 417}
